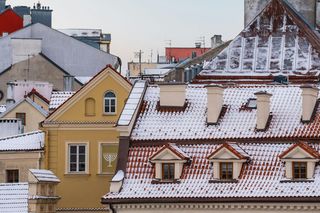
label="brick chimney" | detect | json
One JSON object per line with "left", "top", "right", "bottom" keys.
{"left": 206, "top": 85, "right": 224, "bottom": 124}
{"left": 159, "top": 83, "right": 186, "bottom": 107}
{"left": 300, "top": 85, "right": 319, "bottom": 122}
{"left": 255, "top": 91, "right": 272, "bottom": 130}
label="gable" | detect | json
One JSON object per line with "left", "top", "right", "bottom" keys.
{"left": 208, "top": 147, "right": 240, "bottom": 160}
{"left": 281, "top": 146, "right": 316, "bottom": 159}
{"left": 151, "top": 149, "right": 183, "bottom": 161}
{"left": 46, "top": 67, "right": 131, "bottom": 123}
{"left": 201, "top": 0, "right": 320, "bottom": 77}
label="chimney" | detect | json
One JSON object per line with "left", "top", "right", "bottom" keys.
{"left": 300, "top": 85, "right": 319, "bottom": 122}
{"left": 0, "top": 0, "right": 5, "bottom": 12}
{"left": 195, "top": 42, "right": 201, "bottom": 48}
{"left": 159, "top": 83, "right": 186, "bottom": 107}
{"left": 6, "top": 82, "right": 15, "bottom": 108}
{"left": 23, "top": 15, "right": 32, "bottom": 27}
{"left": 255, "top": 91, "right": 272, "bottom": 131}
{"left": 63, "top": 75, "right": 74, "bottom": 91}
{"left": 31, "top": 2, "right": 53, "bottom": 27}
{"left": 206, "top": 85, "right": 224, "bottom": 124}
{"left": 211, "top": 35, "right": 223, "bottom": 48}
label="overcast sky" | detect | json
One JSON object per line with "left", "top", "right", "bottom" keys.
{"left": 8, "top": 0, "right": 244, "bottom": 70}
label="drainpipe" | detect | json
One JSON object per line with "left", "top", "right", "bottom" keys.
{"left": 109, "top": 204, "right": 116, "bottom": 213}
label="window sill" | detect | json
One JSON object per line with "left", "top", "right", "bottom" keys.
{"left": 209, "top": 179, "right": 238, "bottom": 183}
{"left": 151, "top": 179, "right": 181, "bottom": 184}
{"left": 64, "top": 173, "right": 91, "bottom": 177}
{"left": 280, "top": 179, "right": 314, "bottom": 183}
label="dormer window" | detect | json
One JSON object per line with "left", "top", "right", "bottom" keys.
{"left": 220, "top": 162, "right": 233, "bottom": 180}
{"left": 207, "top": 142, "right": 250, "bottom": 182}
{"left": 149, "top": 143, "right": 190, "bottom": 183}
{"left": 279, "top": 142, "right": 320, "bottom": 180}
{"left": 293, "top": 162, "right": 307, "bottom": 179}
{"left": 246, "top": 98, "right": 257, "bottom": 109}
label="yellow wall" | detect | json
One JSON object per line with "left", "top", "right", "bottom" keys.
{"left": 2, "top": 101, "right": 46, "bottom": 133}
{"left": 42, "top": 68, "right": 131, "bottom": 210}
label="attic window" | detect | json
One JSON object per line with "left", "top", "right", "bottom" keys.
{"left": 220, "top": 162, "right": 233, "bottom": 180}
{"left": 293, "top": 162, "right": 307, "bottom": 179}
{"left": 162, "top": 163, "right": 174, "bottom": 181}
{"left": 246, "top": 98, "right": 257, "bottom": 109}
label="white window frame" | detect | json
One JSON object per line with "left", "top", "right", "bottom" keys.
{"left": 103, "top": 91, "right": 117, "bottom": 115}
{"left": 65, "top": 142, "right": 89, "bottom": 174}
{"left": 98, "top": 142, "right": 118, "bottom": 175}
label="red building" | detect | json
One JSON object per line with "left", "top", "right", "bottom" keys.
{"left": 0, "top": 9, "right": 23, "bottom": 36}
{"left": 165, "top": 47, "right": 211, "bottom": 63}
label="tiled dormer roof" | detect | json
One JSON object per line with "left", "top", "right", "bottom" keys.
{"left": 0, "top": 183, "right": 28, "bottom": 212}
{"left": 131, "top": 84, "right": 320, "bottom": 141}
{"left": 104, "top": 142, "right": 320, "bottom": 202}
{"left": 207, "top": 142, "right": 250, "bottom": 160}
{"left": 150, "top": 143, "right": 190, "bottom": 161}
{"left": 279, "top": 141, "right": 320, "bottom": 159}
{"left": 198, "top": 0, "right": 320, "bottom": 80}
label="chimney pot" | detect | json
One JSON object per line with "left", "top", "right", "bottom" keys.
{"left": 300, "top": 85, "right": 319, "bottom": 122}
{"left": 159, "top": 83, "right": 186, "bottom": 107}
{"left": 255, "top": 91, "right": 272, "bottom": 131}
{"left": 206, "top": 84, "right": 224, "bottom": 124}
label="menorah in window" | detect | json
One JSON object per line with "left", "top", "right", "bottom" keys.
{"left": 103, "top": 153, "right": 118, "bottom": 167}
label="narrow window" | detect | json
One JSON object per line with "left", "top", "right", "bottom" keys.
{"left": 69, "top": 144, "right": 86, "bottom": 172}
{"left": 293, "top": 162, "right": 307, "bottom": 179}
{"left": 162, "top": 163, "right": 175, "bottom": 180}
{"left": 6, "top": 170, "right": 19, "bottom": 183}
{"left": 220, "top": 162, "right": 233, "bottom": 180}
{"left": 85, "top": 98, "right": 95, "bottom": 116}
{"left": 104, "top": 92, "right": 116, "bottom": 114}
{"left": 16, "top": 113, "right": 26, "bottom": 125}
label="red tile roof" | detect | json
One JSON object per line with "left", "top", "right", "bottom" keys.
{"left": 279, "top": 141, "right": 320, "bottom": 159}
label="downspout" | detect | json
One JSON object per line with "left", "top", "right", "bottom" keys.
{"left": 109, "top": 204, "right": 116, "bottom": 213}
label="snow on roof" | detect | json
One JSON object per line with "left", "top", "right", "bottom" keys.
{"left": 0, "top": 131, "right": 44, "bottom": 151}
{"left": 200, "top": 0, "right": 320, "bottom": 77}
{"left": 29, "top": 169, "right": 60, "bottom": 183}
{"left": 0, "top": 183, "right": 28, "bottom": 213}
{"left": 75, "top": 76, "right": 92, "bottom": 85}
{"left": 59, "top": 29, "right": 103, "bottom": 37}
{"left": 0, "top": 98, "right": 48, "bottom": 118}
{"left": 131, "top": 84, "right": 320, "bottom": 141}
{"left": 105, "top": 142, "right": 320, "bottom": 201}
{"left": 49, "top": 91, "right": 75, "bottom": 111}
{"left": 144, "top": 69, "right": 171, "bottom": 76}
{"left": 118, "top": 81, "right": 146, "bottom": 126}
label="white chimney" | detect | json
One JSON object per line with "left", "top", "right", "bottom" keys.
{"left": 211, "top": 35, "right": 223, "bottom": 48}
{"left": 159, "top": 83, "right": 186, "bottom": 107}
{"left": 206, "top": 85, "right": 224, "bottom": 124}
{"left": 63, "top": 75, "right": 74, "bottom": 91}
{"left": 6, "top": 82, "right": 15, "bottom": 108}
{"left": 255, "top": 91, "right": 272, "bottom": 131}
{"left": 300, "top": 85, "right": 319, "bottom": 122}
{"left": 23, "top": 15, "right": 32, "bottom": 27}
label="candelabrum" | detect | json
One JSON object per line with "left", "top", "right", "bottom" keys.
{"left": 103, "top": 153, "right": 117, "bottom": 167}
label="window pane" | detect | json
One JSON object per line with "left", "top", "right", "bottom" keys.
{"left": 111, "top": 106, "right": 116, "bottom": 113}
{"left": 79, "top": 146, "right": 86, "bottom": 154}
{"left": 105, "top": 92, "right": 116, "bottom": 98}
{"left": 70, "top": 146, "right": 77, "bottom": 154}
{"left": 70, "top": 163, "right": 77, "bottom": 172}
{"left": 79, "top": 154, "right": 85, "bottom": 162}
{"left": 220, "top": 162, "right": 233, "bottom": 180}
{"left": 79, "top": 163, "right": 86, "bottom": 171}
{"left": 70, "top": 154, "right": 77, "bottom": 163}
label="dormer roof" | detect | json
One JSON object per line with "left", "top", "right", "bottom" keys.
{"left": 150, "top": 143, "right": 190, "bottom": 161}
{"left": 207, "top": 142, "right": 250, "bottom": 160}
{"left": 279, "top": 141, "right": 320, "bottom": 159}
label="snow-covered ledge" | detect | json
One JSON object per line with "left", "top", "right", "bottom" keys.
{"left": 110, "top": 170, "right": 124, "bottom": 193}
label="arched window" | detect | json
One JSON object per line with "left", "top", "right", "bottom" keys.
{"left": 104, "top": 91, "right": 116, "bottom": 114}
{"left": 85, "top": 98, "right": 96, "bottom": 116}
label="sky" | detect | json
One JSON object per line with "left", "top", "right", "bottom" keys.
{"left": 8, "top": 0, "right": 244, "bottom": 70}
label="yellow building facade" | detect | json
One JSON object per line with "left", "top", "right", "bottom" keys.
{"left": 41, "top": 66, "right": 132, "bottom": 212}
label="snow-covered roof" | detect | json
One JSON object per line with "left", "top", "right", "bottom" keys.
{"left": 0, "top": 183, "right": 28, "bottom": 213}
{"left": 144, "top": 69, "right": 171, "bottom": 76}
{"left": 0, "top": 98, "right": 48, "bottom": 118}
{"left": 118, "top": 81, "right": 146, "bottom": 126}
{"left": 0, "top": 131, "right": 44, "bottom": 151}
{"left": 104, "top": 142, "right": 320, "bottom": 201}
{"left": 59, "top": 29, "right": 103, "bottom": 37}
{"left": 29, "top": 169, "right": 60, "bottom": 183}
{"left": 131, "top": 84, "right": 320, "bottom": 141}
{"left": 49, "top": 91, "right": 75, "bottom": 111}
{"left": 199, "top": 0, "right": 320, "bottom": 78}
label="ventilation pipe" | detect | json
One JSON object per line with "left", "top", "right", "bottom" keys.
{"left": 255, "top": 91, "right": 272, "bottom": 130}
{"left": 63, "top": 75, "right": 74, "bottom": 91}
{"left": 159, "top": 83, "right": 186, "bottom": 107}
{"left": 301, "top": 85, "right": 319, "bottom": 122}
{"left": 206, "top": 85, "right": 224, "bottom": 124}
